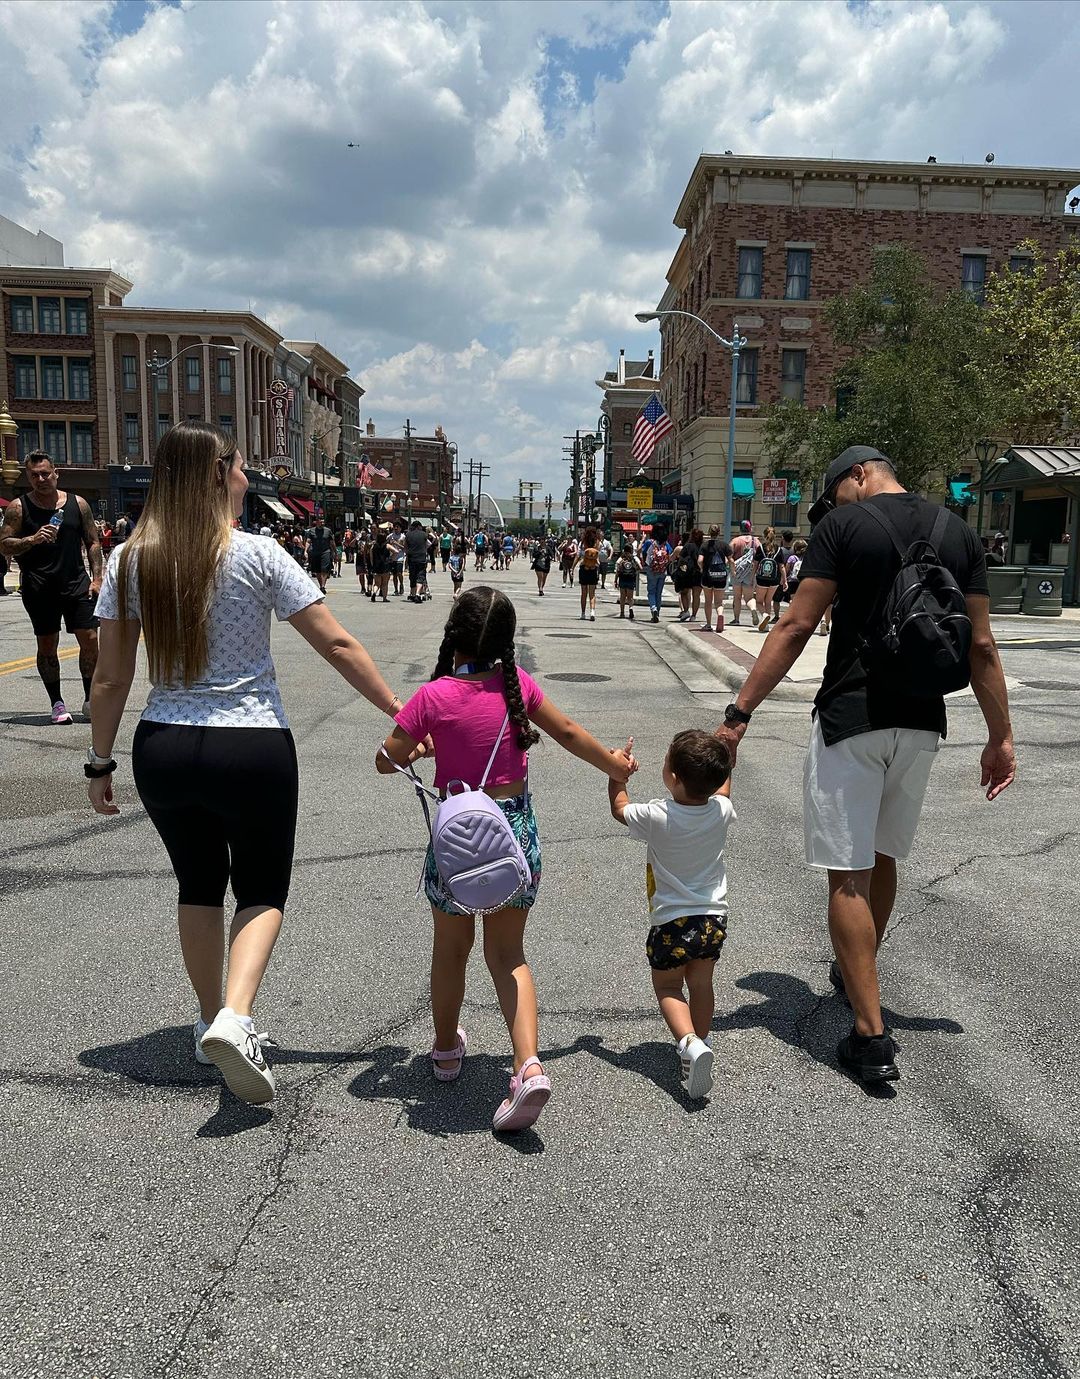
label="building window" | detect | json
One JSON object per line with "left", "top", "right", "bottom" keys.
{"left": 785, "top": 250, "right": 811, "bottom": 300}
{"left": 186, "top": 355, "right": 201, "bottom": 392}
{"left": 14, "top": 357, "right": 37, "bottom": 399}
{"left": 962, "top": 254, "right": 987, "bottom": 304}
{"left": 772, "top": 500, "right": 800, "bottom": 528}
{"left": 409, "top": 458, "right": 419, "bottom": 483}
{"left": 780, "top": 350, "right": 806, "bottom": 403}
{"left": 733, "top": 469, "right": 754, "bottom": 525}
{"left": 68, "top": 358, "right": 91, "bottom": 401}
{"left": 38, "top": 297, "right": 61, "bottom": 333}
{"left": 217, "top": 356, "right": 233, "bottom": 394}
{"left": 65, "top": 300, "right": 89, "bottom": 335}
{"left": 155, "top": 366, "right": 169, "bottom": 394}
{"left": 122, "top": 354, "right": 137, "bottom": 391}
{"left": 71, "top": 423, "right": 94, "bottom": 467}
{"left": 426, "top": 460, "right": 437, "bottom": 484}
{"left": 10, "top": 297, "right": 34, "bottom": 333}
{"left": 41, "top": 358, "right": 65, "bottom": 400}
{"left": 1008, "top": 255, "right": 1034, "bottom": 275}
{"left": 219, "top": 414, "right": 234, "bottom": 436}
{"left": 16, "top": 421, "right": 40, "bottom": 459}
{"left": 44, "top": 422, "right": 67, "bottom": 464}
{"left": 623, "top": 421, "right": 632, "bottom": 438}
{"left": 186, "top": 413, "right": 201, "bottom": 423}
{"left": 736, "top": 247, "right": 763, "bottom": 299}
{"left": 124, "top": 413, "right": 140, "bottom": 457}
{"left": 735, "top": 348, "right": 759, "bottom": 405}
{"left": 156, "top": 413, "right": 171, "bottom": 443}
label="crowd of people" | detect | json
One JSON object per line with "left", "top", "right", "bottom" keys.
{"left": 5, "top": 430, "right": 1018, "bottom": 1135}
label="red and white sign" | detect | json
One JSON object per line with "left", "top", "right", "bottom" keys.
{"left": 762, "top": 478, "right": 788, "bottom": 504}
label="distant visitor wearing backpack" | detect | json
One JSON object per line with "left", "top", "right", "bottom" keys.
{"left": 716, "top": 446, "right": 1015, "bottom": 1086}
{"left": 642, "top": 525, "right": 672, "bottom": 623}
{"left": 752, "top": 526, "right": 787, "bottom": 632}
{"left": 377, "top": 587, "right": 636, "bottom": 1134}
{"left": 574, "top": 526, "right": 602, "bottom": 621}
{"left": 700, "top": 524, "right": 734, "bottom": 632}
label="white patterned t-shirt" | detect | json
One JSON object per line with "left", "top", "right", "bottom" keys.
{"left": 96, "top": 531, "right": 323, "bottom": 728}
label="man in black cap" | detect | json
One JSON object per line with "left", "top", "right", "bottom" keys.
{"left": 716, "top": 445, "right": 1015, "bottom": 1085}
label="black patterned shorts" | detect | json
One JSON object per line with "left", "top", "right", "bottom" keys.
{"left": 646, "top": 914, "right": 727, "bottom": 971}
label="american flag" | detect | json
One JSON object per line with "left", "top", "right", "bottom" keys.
{"left": 631, "top": 394, "right": 674, "bottom": 463}
{"left": 358, "top": 460, "right": 391, "bottom": 485}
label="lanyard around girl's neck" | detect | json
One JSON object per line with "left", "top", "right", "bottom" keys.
{"left": 455, "top": 660, "right": 497, "bottom": 677}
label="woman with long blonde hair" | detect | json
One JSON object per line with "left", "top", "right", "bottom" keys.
{"left": 88, "top": 422, "right": 402, "bottom": 1107}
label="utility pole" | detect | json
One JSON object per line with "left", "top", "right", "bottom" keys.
{"left": 404, "top": 417, "right": 413, "bottom": 523}
{"left": 545, "top": 493, "right": 553, "bottom": 529}
{"left": 564, "top": 431, "right": 584, "bottom": 528}
{"left": 464, "top": 457, "right": 490, "bottom": 536}
{"left": 519, "top": 480, "right": 542, "bottom": 523}
{"left": 466, "top": 457, "right": 475, "bottom": 538}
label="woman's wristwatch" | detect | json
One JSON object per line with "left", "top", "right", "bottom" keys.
{"left": 85, "top": 748, "right": 117, "bottom": 779}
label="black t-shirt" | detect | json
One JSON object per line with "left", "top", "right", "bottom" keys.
{"left": 308, "top": 525, "right": 334, "bottom": 559}
{"left": 677, "top": 540, "right": 700, "bottom": 572}
{"left": 800, "top": 492, "right": 989, "bottom": 745}
{"left": 702, "top": 539, "right": 732, "bottom": 581}
{"left": 405, "top": 528, "right": 429, "bottom": 563}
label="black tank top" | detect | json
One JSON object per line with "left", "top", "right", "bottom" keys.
{"left": 18, "top": 492, "right": 90, "bottom": 598}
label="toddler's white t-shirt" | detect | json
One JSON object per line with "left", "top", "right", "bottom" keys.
{"left": 622, "top": 795, "right": 735, "bottom": 924}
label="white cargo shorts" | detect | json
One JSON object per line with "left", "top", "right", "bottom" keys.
{"left": 803, "top": 721, "right": 941, "bottom": 871}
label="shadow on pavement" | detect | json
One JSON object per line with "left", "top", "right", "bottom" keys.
{"left": 79, "top": 1024, "right": 221, "bottom": 1091}
{"left": 576, "top": 1033, "right": 708, "bottom": 1112}
{"left": 347, "top": 1038, "right": 589, "bottom": 1152}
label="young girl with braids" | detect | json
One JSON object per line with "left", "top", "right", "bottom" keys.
{"left": 377, "top": 585, "right": 636, "bottom": 1134}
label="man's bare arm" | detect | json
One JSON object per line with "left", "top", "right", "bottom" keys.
{"left": 0, "top": 500, "right": 43, "bottom": 559}
{"left": 733, "top": 576, "right": 837, "bottom": 713}
{"left": 78, "top": 497, "right": 103, "bottom": 587}
{"left": 965, "top": 593, "right": 1016, "bottom": 800}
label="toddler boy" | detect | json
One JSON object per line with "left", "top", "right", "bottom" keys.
{"left": 609, "top": 729, "right": 734, "bottom": 1098}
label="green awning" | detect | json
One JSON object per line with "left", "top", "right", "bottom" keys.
{"left": 732, "top": 476, "right": 755, "bottom": 498}
{"left": 949, "top": 480, "right": 975, "bottom": 505}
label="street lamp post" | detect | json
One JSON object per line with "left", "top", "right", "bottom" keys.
{"left": 147, "top": 342, "right": 239, "bottom": 376}
{"left": 973, "top": 437, "right": 1001, "bottom": 539}
{"left": 635, "top": 309, "right": 747, "bottom": 539}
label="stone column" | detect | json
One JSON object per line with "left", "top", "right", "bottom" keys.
{"left": 136, "top": 333, "right": 150, "bottom": 465}
{"left": 235, "top": 338, "right": 248, "bottom": 459}
{"left": 103, "top": 330, "right": 118, "bottom": 467}
{"left": 169, "top": 334, "right": 180, "bottom": 422}
{"left": 202, "top": 336, "right": 212, "bottom": 423}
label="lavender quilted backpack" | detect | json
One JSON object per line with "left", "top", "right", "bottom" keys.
{"left": 383, "top": 711, "right": 532, "bottom": 916}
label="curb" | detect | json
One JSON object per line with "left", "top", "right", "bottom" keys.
{"left": 664, "top": 623, "right": 819, "bottom": 703}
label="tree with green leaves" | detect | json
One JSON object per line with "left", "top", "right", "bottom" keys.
{"left": 762, "top": 244, "right": 991, "bottom": 493}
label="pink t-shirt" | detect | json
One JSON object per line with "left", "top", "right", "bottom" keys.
{"left": 395, "top": 669, "right": 545, "bottom": 791}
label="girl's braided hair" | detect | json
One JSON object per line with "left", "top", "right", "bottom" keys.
{"left": 431, "top": 586, "right": 540, "bottom": 750}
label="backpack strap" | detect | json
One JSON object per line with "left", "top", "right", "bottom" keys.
{"left": 855, "top": 501, "right": 909, "bottom": 562}
{"left": 927, "top": 505, "right": 951, "bottom": 560}
{"left": 478, "top": 711, "right": 512, "bottom": 790}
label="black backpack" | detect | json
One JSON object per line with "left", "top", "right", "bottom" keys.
{"left": 757, "top": 549, "right": 779, "bottom": 582}
{"left": 858, "top": 504, "right": 972, "bottom": 697}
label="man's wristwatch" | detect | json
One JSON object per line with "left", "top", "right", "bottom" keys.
{"left": 724, "top": 703, "right": 753, "bottom": 727}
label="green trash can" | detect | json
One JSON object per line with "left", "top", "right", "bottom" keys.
{"left": 1022, "top": 566, "right": 1065, "bottom": 617}
{"left": 987, "top": 565, "right": 1024, "bottom": 614}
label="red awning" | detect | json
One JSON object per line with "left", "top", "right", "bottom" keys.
{"left": 282, "top": 496, "right": 314, "bottom": 520}
{"left": 0, "top": 497, "right": 9, "bottom": 508}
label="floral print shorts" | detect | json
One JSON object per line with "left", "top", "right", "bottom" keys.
{"left": 423, "top": 793, "right": 542, "bottom": 916}
{"left": 646, "top": 914, "right": 727, "bottom": 971}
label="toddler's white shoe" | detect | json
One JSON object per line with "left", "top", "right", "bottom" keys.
{"left": 678, "top": 1034, "right": 714, "bottom": 1099}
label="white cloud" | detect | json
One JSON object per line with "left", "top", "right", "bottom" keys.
{"left": 0, "top": 0, "right": 1077, "bottom": 500}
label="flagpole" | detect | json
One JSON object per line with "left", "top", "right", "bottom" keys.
{"left": 635, "top": 309, "right": 746, "bottom": 539}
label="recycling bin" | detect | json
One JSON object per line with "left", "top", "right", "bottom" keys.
{"left": 1022, "top": 566, "right": 1064, "bottom": 617}
{"left": 987, "top": 565, "right": 1024, "bottom": 614}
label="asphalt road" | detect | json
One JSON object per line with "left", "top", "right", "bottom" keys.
{"left": 1, "top": 562, "right": 1078, "bottom": 1379}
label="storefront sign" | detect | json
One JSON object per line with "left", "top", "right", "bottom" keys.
{"left": 762, "top": 478, "right": 788, "bottom": 504}
{"left": 269, "top": 378, "right": 290, "bottom": 460}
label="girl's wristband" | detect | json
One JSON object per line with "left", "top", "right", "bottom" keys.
{"left": 385, "top": 693, "right": 402, "bottom": 718}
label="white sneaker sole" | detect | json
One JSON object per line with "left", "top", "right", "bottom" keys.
{"left": 200, "top": 1033, "right": 276, "bottom": 1104}
{"left": 681, "top": 1045, "right": 715, "bottom": 1099}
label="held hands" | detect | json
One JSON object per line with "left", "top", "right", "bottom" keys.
{"left": 607, "top": 735, "right": 639, "bottom": 784}
{"left": 88, "top": 775, "right": 120, "bottom": 816}
{"left": 981, "top": 739, "right": 1016, "bottom": 802}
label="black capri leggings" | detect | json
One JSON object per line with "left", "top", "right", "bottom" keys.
{"left": 133, "top": 722, "right": 299, "bottom": 912}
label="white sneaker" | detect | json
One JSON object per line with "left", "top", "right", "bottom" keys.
{"left": 819, "top": 623, "right": 829, "bottom": 636}
{"left": 678, "top": 1034, "right": 714, "bottom": 1099}
{"left": 194, "top": 1017, "right": 212, "bottom": 1065}
{"left": 199, "top": 1007, "right": 277, "bottom": 1103}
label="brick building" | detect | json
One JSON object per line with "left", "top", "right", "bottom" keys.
{"left": 2, "top": 262, "right": 133, "bottom": 509}
{"left": 354, "top": 418, "right": 455, "bottom": 527}
{"left": 594, "top": 349, "right": 656, "bottom": 491}
{"left": 651, "top": 155, "right": 1080, "bottom": 534}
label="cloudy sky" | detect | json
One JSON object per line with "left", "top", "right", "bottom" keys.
{"left": 2, "top": 0, "right": 1078, "bottom": 500}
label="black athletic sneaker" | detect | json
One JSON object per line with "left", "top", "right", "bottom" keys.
{"left": 836, "top": 1028, "right": 899, "bottom": 1083}
{"left": 829, "top": 959, "right": 851, "bottom": 1005}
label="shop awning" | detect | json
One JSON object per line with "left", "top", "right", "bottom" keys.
{"left": 948, "top": 480, "right": 975, "bottom": 505}
{"left": 257, "top": 496, "right": 294, "bottom": 521}
{"left": 282, "top": 496, "right": 314, "bottom": 520}
{"left": 732, "top": 476, "right": 755, "bottom": 498}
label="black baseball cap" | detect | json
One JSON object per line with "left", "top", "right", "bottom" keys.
{"left": 808, "top": 446, "right": 892, "bottom": 526}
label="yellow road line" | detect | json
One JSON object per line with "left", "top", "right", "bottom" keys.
{"left": 0, "top": 647, "right": 82, "bottom": 676}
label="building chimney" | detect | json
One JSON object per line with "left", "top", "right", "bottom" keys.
{"left": 618, "top": 349, "right": 625, "bottom": 385}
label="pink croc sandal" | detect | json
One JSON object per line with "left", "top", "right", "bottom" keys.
{"left": 431, "top": 1027, "right": 467, "bottom": 1082}
{"left": 492, "top": 1056, "right": 551, "bottom": 1133}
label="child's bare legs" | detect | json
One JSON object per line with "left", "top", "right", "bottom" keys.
{"left": 653, "top": 958, "right": 716, "bottom": 1041}
{"left": 431, "top": 908, "right": 475, "bottom": 1066}
{"left": 483, "top": 906, "right": 544, "bottom": 1079}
